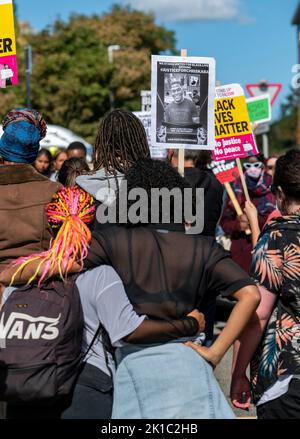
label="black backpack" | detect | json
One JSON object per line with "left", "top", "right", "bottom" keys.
{"left": 0, "top": 276, "right": 87, "bottom": 405}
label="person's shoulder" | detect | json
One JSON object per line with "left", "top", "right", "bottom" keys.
{"left": 190, "top": 233, "right": 215, "bottom": 250}
{"left": 49, "top": 180, "right": 62, "bottom": 191}
{"left": 77, "top": 265, "right": 122, "bottom": 299}
{"left": 208, "top": 171, "right": 223, "bottom": 192}
{"left": 93, "top": 225, "right": 128, "bottom": 242}
{"left": 43, "top": 179, "right": 62, "bottom": 196}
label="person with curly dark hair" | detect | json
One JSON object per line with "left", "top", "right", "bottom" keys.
{"left": 231, "top": 149, "right": 300, "bottom": 419}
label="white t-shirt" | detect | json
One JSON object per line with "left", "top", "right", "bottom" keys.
{"left": 2, "top": 266, "right": 145, "bottom": 377}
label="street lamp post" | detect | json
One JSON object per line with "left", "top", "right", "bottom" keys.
{"left": 108, "top": 45, "right": 120, "bottom": 110}
{"left": 25, "top": 45, "right": 32, "bottom": 108}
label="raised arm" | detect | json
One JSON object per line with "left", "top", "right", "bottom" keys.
{"left": 244, "top": 201, "right": 261, "bottom": 247}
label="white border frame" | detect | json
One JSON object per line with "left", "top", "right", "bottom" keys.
{"left": 151, "top": 55, "right": 216, "bottom": 150}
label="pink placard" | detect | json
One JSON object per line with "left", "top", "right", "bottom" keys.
{"left": 213, "top": 133, "right": 258, "bottom": 161}
{"left": 0, "top": 54, "right": 18, "bottom": 88}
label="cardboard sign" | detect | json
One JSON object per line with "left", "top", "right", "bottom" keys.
{"left": 141, "top": 90, "right": 151, "bottom": 112}
{"left": 0, "top": 0, "right": 18, "bottom": 88}
{"left": 133, "top": 111, "right": 167, "bottom": 160}
{"left": 213, "top": 84, "right": 258, "bottom": 161}
{"left": 209, "top": 160, "right": 239, "bottom": 184}
{"left": 151, "top": 55, "right": 216, "bottom": 150}
{"left": 246, "top": 95, "right": 271, "bottom": 124}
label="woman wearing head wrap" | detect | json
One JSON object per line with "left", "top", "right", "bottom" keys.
{"left": 0, "top": 108, "right": 60, "bottom": 272}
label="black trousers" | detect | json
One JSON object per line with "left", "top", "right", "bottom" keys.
{"left": 61, "top": 363, "right": 113, "bottom": 419}
{"left": 7, "top": 363, "right": 113, "bottom": 420}
{"left": 257, "top": 379, "right": 300, "bottom": 419}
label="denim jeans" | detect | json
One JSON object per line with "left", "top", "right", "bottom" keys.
{"left": 112, "top": 343, "right": 235, "bottom": 419}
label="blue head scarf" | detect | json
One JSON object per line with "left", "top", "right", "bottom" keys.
{"left": 0, "top": 109, "right": 47, "bottom": 164}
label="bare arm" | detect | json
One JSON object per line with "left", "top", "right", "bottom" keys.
{"left": 0, "top": 259, "right": 81, "bottom": 286}
{"left": 185, "top": 285, "right": 261, "bottom": 366}
{"left": 244, "top": 201, "right": 260, "bottom": 247}
{"left": 0, "top": 234, "right": 109, "bottom": 286}
{"left": 230, "top": 285, "right": 276, "bottom": 409}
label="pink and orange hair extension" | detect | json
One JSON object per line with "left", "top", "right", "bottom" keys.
{"left": 10, "top": 186, "right": 95, "bottom": 287}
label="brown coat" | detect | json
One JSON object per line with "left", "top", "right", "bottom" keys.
{"left": 0, "top": 164, "right": 61, "bottom": 272}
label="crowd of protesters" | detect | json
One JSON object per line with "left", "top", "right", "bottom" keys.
{"left": 0, "top": 107, "right": 299, "bottom": 420}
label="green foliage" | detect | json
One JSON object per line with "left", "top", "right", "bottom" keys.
{"left": 0, "top": 5, "right": 177, "bottom": 143}
{"left": 269, "top": 88, "right": 298, "bottom": 154}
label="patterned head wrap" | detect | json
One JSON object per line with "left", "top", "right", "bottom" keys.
{"left": 0, "top": 108, "right": 47, "bottom": 163}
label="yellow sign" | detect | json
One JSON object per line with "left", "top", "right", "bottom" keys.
{"left": 0, "top": 0, "right": 18, "bottom": 87}
{"left": 213, "top": 84, "right": 258, "bottom": 161}
{"left": 215, "top": 95, "right": 252, "bottom": 138}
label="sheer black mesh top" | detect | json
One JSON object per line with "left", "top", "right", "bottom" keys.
{"left": 84, "top": 224, "right": 255, "bottom": 321}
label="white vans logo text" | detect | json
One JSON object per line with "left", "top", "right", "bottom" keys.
{"left": 0, "top": 312, "right": 61, "bottom": 340}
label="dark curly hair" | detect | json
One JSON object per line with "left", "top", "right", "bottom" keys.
{"left": 120, "top": 158, "right": 193, "bottom": 225}
{"left": 273, "top": 149, "right": 300, "bottom": 200}
{"left": 93, "top": 109, "right": 150, "bottom": 174}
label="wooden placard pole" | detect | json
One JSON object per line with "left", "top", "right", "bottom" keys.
{"left": 224, "top": 182, "right": 251, "bottom": 236}
{"left": 236, "top": 158, "right": 251, "bottom": 203}
{"left": 178, "top": 48, "right": 187, "bottom": 177}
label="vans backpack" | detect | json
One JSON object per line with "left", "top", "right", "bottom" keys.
{"left": 0, "top": 276, "right": 85, "bottom": 405}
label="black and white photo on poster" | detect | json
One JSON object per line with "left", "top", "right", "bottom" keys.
{"left": 133, "top": 111, "right": 167, "bottom": 160}
{"left": 151, "top": 55, "right": 215, "bottom": 150}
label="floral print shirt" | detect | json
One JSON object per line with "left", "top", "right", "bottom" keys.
{"left": 250, "top": 215, "right": 300, "bottom": 404}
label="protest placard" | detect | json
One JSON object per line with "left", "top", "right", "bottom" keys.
{"left": 133, "top": 111, "right": 167, "bottom": 160}
{"left": 0, "top": 0, "right": 18, "bottom": 88}
{"left": 246, "top": 94, "right": 271, "bottom": 124}
{"left": 209, "top": 159, "right": 251, "bottom": 234}
{"left": 213, "top": 84, "right": 258, "bottom": 161}
{"left": 151, "top": 55, "right": 215, "bottom": 150}
{"left": 141, "top": 90, "right": 151, "bottom": 112}
{"left": 209, "top": 159, "right": 239, "bottom": 184}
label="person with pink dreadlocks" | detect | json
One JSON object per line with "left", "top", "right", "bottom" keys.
{"left": 1, "top": 185, "right": 204, "bottom": 419}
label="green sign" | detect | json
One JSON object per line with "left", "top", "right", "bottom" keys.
{"left": 246, "top": 95, "right": 271, "bottom": 124}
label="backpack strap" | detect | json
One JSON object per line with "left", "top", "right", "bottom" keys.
{"left": 83, "top": 322, "right": 115, "bottom": 385}
{"left": 83, "top": 324, "right": 102, "bottom": 359}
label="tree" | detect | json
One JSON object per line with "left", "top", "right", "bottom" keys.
{"left": 0, "top": 5, "right": 177, "bottom": 143}
{"left": 268, "top": 88, "right": 298, "bottom": 153}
